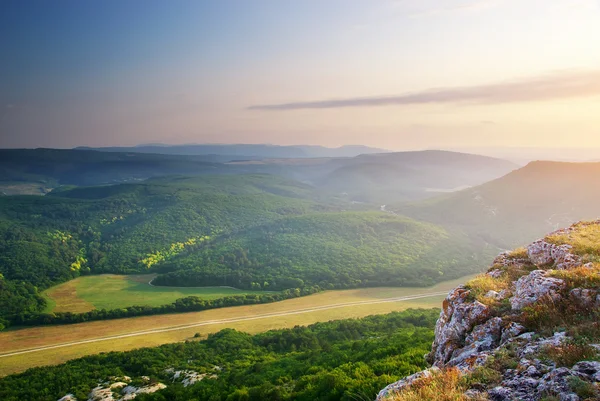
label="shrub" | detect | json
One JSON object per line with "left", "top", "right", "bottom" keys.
{"left": 539, "top": 338, "right": 599, "bottom": 367}
{"left": 568, "top": 376, "right": 598, "bottom": 399}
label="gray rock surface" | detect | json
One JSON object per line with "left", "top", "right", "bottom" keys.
{"left": 377, "top": 222, "right": 600, "bottom": 401}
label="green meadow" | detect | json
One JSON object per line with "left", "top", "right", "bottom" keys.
{"left": 43, "top": 274, "right": 267, "bottom": 312}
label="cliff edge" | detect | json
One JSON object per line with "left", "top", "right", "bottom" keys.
{"left": 378, "top": 221, "right": 600, "bottom": 401}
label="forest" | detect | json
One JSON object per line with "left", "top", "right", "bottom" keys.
{"left": 0, "top": 309, "right": 439, "bottom": 401}
{"left": 0, "top": 174, "right": 483, "bottom": 329}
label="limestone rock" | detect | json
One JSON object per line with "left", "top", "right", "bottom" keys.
{"left": 376, "top": 368, "right": 438, "bottom": 400}
{"left": 510, "top": 270, "right": 565, "bottom": 311}
{"left": 428, "top": 287, "right": 491, "bottom": 366}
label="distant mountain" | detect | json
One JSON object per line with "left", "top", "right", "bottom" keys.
{"left": 395, "top": 160, "right": 600, "bottom": 249}
{"left": 0, "top": 149, "right": 516, "bottom": 203}
{"left": 310, "top": 150, "right": 518, "bottom": 203}
{"left": 0, "top": 148, "right": 224, "bottom": 187}
{"left": 75, "top": 144, "right": 390, "bottom": 160}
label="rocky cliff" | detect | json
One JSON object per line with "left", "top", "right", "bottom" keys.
{"left": 378, "top": 221, "right": 600, "bottom": 401}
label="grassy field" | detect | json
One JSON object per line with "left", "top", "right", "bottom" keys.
{"left": 43, "top": 274, "right": 267, "bottom": 312}
{"left": 0, "top": 275, "right": 475, "bottom": 376}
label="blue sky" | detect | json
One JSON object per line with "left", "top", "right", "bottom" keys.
{"left": 1, "top": 0, "right": 599, "bottom": 149}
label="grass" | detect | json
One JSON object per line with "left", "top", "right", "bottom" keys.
{"left": 385, "top": 368, "right": 488, "bottom": 401}
{"left": 43, "top": 274, "right": 267, "bottom": 312}
{"left": 539, "top": 338, "right": 599, "bottom": 368}
{"left": 546, "top": 221, "right": 600, "bottom": 262}
{"left": 0, "top": 275, "right": 473, "bottom": 376}
{"left": 548, "top": 265, "right": 600, "bottom": 289}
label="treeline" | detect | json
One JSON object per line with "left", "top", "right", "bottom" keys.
{"left": 0, "top": 309, "right": 439, "bottom": 401}
{"left": 13, "top": 286, "right": 322, "bottom": 328}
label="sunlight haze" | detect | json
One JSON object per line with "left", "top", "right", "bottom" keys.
{"left": 1, "top": 0, "right": 599, "bottom": 150}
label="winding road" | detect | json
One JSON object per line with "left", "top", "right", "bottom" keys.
{"left": 0, "top": 291, "right": 448, "bottom": 359}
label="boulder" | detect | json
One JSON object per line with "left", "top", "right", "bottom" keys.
{"left": 510, "top": 270, "right": 565, "bottom": 311}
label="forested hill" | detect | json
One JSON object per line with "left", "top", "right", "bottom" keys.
{"left": 394, "top": 161, "right": 600, "bottom": 250}
{"left": 0, "top": 174, "right": 329, "bottom": 328}
{"left": 154, "top": 212, "right": 481, "bottom": 290}
{"left": 0, "top": 174, "right": 483, "bottom": 329}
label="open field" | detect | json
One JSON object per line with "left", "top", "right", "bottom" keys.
{"left": 0, "top": 275, "right": 473, "bottom": 376}
{"left": 43, "top": 274, "right": 266, "bottom": 312}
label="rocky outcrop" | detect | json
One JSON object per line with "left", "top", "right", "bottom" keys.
{"left": 428, "top": 287, "right": 491, "bottom": 367}
{"left": 377, "top": 222, "right": 600, "bottom": 401}
{"left": 59, "top": 376, "right": 167, "bottom": 401}
{"left": 509, "top": 270, "right": 565, "bottom": 311}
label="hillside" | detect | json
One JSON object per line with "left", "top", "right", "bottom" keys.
{"left": 378, "top": 221, "right": 600, "bottom": 401}
{"left": 0, "top": 174, "right": 332, "bottom": 328}
{"left": 231, "top": 150, "right": 518, "bottom": 204}
{"left": 395, "top": 161, "right": 600, "bottom": 250}
{"left": 153, "top": 212, "right": 482, "bottom": 290}
{"left": 0, "top": 173, "right": 481, "bottom": 330}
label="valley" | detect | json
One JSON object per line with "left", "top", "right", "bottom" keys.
{"left": 0, "top": 276, "right": 471, "bottom": 376}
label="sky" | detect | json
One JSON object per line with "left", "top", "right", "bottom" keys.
{"left": 1, "top": 0, "right": 599, "bottom": 150}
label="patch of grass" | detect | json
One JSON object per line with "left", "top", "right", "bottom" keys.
{"left": 506, "top": 247, "right": 529, "bottom": 260}
{"left": 44, "top": 274, "right": 267, "bottom": 311}
{"left": 568, "top": 376, "right": 599, "bottom": 400}
{"left": 386, "top": 368, "right": 488, "bottom": 401}
{"left": 546, "top": 222, "right": 600, "bottom": 263}
{"left": 519, "top": 293, "right": 600, "bottom": 337}
{"left": 464, "top": 366, "right": 502, "bottom": 388}
{"left": 465, "top": 274, "right": 511, "bottom": 309}
{"left": 549, "top": 265, "right": 600, "bottom": 289}
{"left": 539, "top": 338, "right": 599, "bottom": 368}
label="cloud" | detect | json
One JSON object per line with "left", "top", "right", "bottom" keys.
{"left": 248, "top": 70, "right": 600, "bottom": 111}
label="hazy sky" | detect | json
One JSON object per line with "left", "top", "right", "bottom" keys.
{"left": 1, "top": 0, "right": 599, "bottom": 149}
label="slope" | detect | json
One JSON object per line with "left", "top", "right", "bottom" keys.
{"left": 395, "top": 161, "right": 600, "bottom": 249}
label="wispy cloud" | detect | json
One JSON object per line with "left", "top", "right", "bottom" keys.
{"left": 248, "top": 70, "right": 600, "bottom": 111}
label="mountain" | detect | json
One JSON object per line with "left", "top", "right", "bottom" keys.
{"left": 230, "top": 150, "right": 519, "bottom": 204}
{"left": 0, "top": 149, "right": 516, "bottom": 204}
{"left": 0, "top": 148, "right": 225, "bottom": 188}
{"left": 395, "top": 161, "right": 600, "bottom": 250}
{"left": 75, "top": 143, "right": 390, "bottom": 159}
{"left": 378, "top": 220, "right": 600, "bottom": 401}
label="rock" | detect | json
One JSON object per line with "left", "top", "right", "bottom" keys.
{"left": 121, "top": 383, "right": 167, "bottom": 400}
{"left": 428, "top": 286, "right": 491, "bottom": 366}
{"left": 376, "top": 368, "right": 438, "bottom": 400}
{"left": 500, "top": 322, "right": 526, "bottom": 344}
{"left": 378, "top": 222, "right": 600, "bottom": 401}
{"left": 167, "top": 369, "right": 211, "bottom": 387}
{"left": 487, "top": 386, "right": 514, "bottom": 400}
{"left": 88, "top": 386, "right": 115, "bottom": 401}
{"left": 573, "top": 360, "right": 600, "bottom": 381}
{"left": 487, "top": 269, "right": 504, "bottom": 278}
{"left": 58, "top": 395, "right": 77, "bottom": 401}
{"left": 510, "top": 270, "right": 565, "bottom": 311}
{"left": 570, "top": 288, "right": 598, "bottom": 309}
{"left": 527, "top": 240, "right": 582, "bottom": 269}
